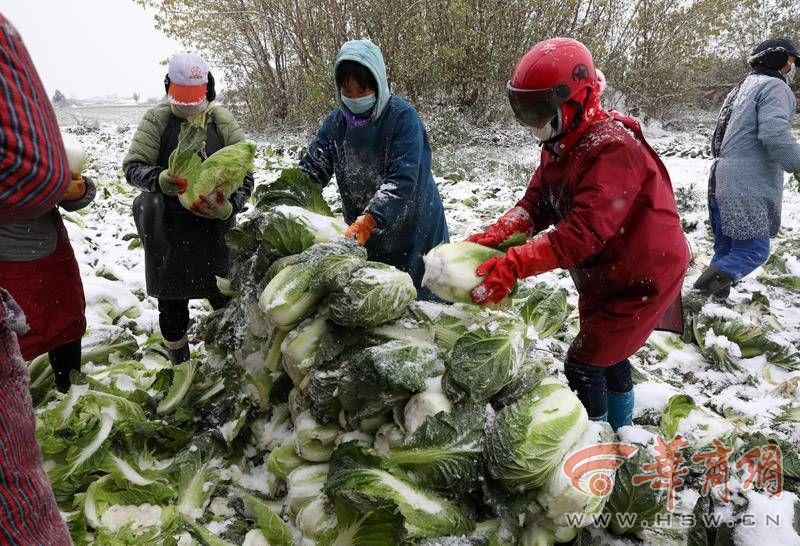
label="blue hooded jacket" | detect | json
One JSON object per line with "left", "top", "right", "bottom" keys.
{"left": 713, "top": 73, "right": 800, "bottom": 239}
{"left": 299, "top": 40, "right": 449, "bottom": 297}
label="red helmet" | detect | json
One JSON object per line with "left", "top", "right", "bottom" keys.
{"left": 507, "top": 38, "right": 598, "bottom": 129}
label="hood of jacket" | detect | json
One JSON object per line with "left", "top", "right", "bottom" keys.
{"left": 334, "top": 39, "right": 391, "bottom": 121}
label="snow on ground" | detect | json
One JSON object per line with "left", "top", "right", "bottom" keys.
{"left": 56, "top": 105, "right": 800, "bottom": 543}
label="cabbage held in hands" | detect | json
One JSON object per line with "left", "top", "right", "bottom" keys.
{"left": 422, "top": 242, "right": 506, "bottom": 303}
{"left": 168, "top": 120, "right": 257, "bottom": 212}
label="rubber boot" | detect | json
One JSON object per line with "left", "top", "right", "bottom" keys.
{"left": 607, "top": 390, "right": 634, "bottom": 432}
{"left": 165, "top": 335, "right": 190, "bottom": 365}
{"left": 693, "top": 264, "right": 733, "bottom": 299}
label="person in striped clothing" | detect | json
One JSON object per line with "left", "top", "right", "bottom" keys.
{"left": 0, "top": 288, "right": 70, "bottom": 544}
{"left": 0, "top": 12, "right": 95, "bottom": 393}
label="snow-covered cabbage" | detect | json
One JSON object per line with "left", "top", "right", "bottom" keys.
{"left": 422, "top": 242, "right": 506, "bottom": 303}
{"left": 308, "top": 238, "right": 368, "bottom": 292}
{"left": 536, "top": 421, "right": 615, "bottom": 542}
{"left": 408, "top": 300, "right": 479, "bottom": 351}
{"left": 286, "top": 464, "right": 329, "bottom": 517}
{"left": 328, "top": 262, "right": 417, "bottom": 328}
{"left": 603, "top": 441, "right": 670, "bottom": 536}
{"left": 82, "top": 474, "right": 177, "bottom": 542}
{"left": 176, "top": 450, "right": 219, "bottom": 520}
{"left": 404, "top": 389, "right": 452, "bottom": 435}
{"left": 325, "top": 442, "right": 474, "bottom": 539}
{"left": 243, "top": 494, "right": 294, "bottom": 546}
{"left": 261, "top": 205, "right": 347, "bottom": 256}
{"left": 251, "top": 404, "right": 291, "bottom": 452}
{"left": 518, "top": 283, "right": 571, "bottom": 340}
{"left": 389, "top": 403, "right": 486, "bottom": 494}
{"left": 296, "top": 495, "right": 338, "bottom": 541}
{"left": 446, "top": 315, "right": 527, "bottom": 402}
{"left": 281, "top": 311, "right": 330, "bottom": 385}
{"left": 259, "top": 261, "right": 327, "bottom": 329}
{"left": 306, "top": 367, "right": 344, "bottom": 424}
{"left": 157, "top": 360, "right": 197, "bottom": 414}
{"left": 660, "top": 394, "right": 736, "bottom": 451}
{"left": 485, "top": 379, "right": 588, "bottom": 492}
{"left": 491, "top": 356, "right": 546, "bottom": 409}
{"left": 255, "top": 168, "right": 333, "bottom": 215}
{"left": 338, "top": 339, "right": 443, "bottom": 426}
{"left": 374, "top": 423, "right": 405, "bottom": 455}
{"left": 294, "top": 410, "right": 340, "bottom": 462}
{"left": 322, "top": 502, "right": 405, "bottom": 544}
{"left": 36, "top": 386, "right": 152, "bottom": 500}
{"left": 267, "top": 438, "right": 305, "bottom": 478}
{"left": 79, "top": 325, "right": 139, "bottom": 366}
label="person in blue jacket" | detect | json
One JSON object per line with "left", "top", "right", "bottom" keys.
{"left": 299, "top": 39, "right": 449, "bottom": 299}
{"left": 694, "top": 38, "right": 800, "bottom": 298}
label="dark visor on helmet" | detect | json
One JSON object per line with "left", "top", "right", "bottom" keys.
{"left": 507, "top": 81, "right": 569, "bottom": 128}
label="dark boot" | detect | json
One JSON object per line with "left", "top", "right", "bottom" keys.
{"left": 164, "top": 335, "right": 190, "bottom": 365}
{"left": 52, "top": 366, "right": 72, "bottom": 393}
{"left": 693, "top": 264, "right": 733, "bottom": 299}
{"left": 49, "top": 340, "right": 82, "bottom": 393}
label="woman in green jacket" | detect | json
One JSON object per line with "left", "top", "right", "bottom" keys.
{"left": 123, "top": 52, "right": 253, "bottom": 364}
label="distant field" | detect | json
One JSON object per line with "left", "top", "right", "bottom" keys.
{"left": 55, "top": 104, "right": 153, "bottom": 128}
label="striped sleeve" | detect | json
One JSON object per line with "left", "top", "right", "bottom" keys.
{"left": 0, "top": 289, "right": 71, "bottom": 544}
{"left": 0, "top": 14, "right": 70, "bottom": 225}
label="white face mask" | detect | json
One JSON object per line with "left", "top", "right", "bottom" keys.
{"left": 785, "top": 62, "right": 797, "bottom": 84}
{"left": 171, "top": 99, "right": 209, "bottom": 120}
{"left": 530, "top": 110, "right": 562, "bottom": 142}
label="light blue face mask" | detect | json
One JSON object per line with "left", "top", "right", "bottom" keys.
{"left": 341, "top": 93, "right": 376, "bottom": 115}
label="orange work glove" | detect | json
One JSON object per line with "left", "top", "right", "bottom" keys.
{"left": 344, "top": 212, "right": 378, "bottom": 246}
{"left": 62, "top": 177, "right": 87, "bottom": 201}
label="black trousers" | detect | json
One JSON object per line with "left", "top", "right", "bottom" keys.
{"left": 158, "top": 295, "right": 229, "bottom": 342}
{"left": 564, "top": 357, "right": 633, "bottom": 419}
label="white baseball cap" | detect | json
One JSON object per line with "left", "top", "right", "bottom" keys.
{"left": 167, "top": 52, "right": 209, "bottom": 105}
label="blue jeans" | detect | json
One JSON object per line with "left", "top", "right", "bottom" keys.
{"left": 709, "top": 198, "right": 770, "bottom": 281}
{"left": 564, "top": 358, "right": 633, "bottom": 419}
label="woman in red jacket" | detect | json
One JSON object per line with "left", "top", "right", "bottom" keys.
{"left": 468, "top": 38, "right": 689, "bottom": 431}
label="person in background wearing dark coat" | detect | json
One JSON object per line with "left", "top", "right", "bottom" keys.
{"left": 299, "top": 39, "right": 449, "bottom": 299}
{"left": 0, "top": 13, "right": 96, "bottom": 393}
{"left": 467, "top": 38, "right": 689, "bottom": 432}
{"left": 123, "top": 52, "right": 254, "bottom": 364}
{"left": 694, "top": 38, "right": 800, "bottom": 298}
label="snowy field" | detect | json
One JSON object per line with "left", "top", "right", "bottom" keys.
{"left": 48, "top": 105, "right": 800, "bottom": 544}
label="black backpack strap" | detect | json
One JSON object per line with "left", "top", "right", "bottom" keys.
{"left": 158, "top": 116, "right": 182, "bottom": 169}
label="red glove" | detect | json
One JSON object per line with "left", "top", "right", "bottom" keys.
{"left": 471, "top": 235, "right": 559, "bottom": 305}
{"left": 190, "top": 187, "right": 233, "bottom": 220}
{"left": 466, "top": 207, "right": 533, "bottom": 247}
{"left": 344, "top": 212, "right": 378, "bottom": 246}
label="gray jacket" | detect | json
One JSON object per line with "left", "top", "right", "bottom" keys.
{"left": 713, "top": 74, "right": 800, "bottom": 239}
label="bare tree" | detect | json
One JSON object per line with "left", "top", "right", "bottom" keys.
{"left": 135, "top": 0, "right": 786, "bottom": 127}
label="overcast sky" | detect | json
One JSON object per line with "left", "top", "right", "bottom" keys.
{"left": 1, "top": 0, "right": 198, "bottom": 100}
